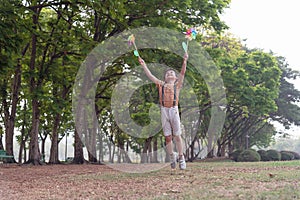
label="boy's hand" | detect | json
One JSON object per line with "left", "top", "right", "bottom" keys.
{"left": 183, "top": 53, "right": 188, "bottom": 61}
{"left": 138, "top": 57, "right": 146, "bottom": 66}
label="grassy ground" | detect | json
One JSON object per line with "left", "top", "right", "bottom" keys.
{"left": 175, "top": 160, "right": 300, "bottom": 200}
{"left": 113, "top": 160, "right": 300, "bottom": 200}
{"left": 1, "top": 159, "right": 300, "bottom": 199}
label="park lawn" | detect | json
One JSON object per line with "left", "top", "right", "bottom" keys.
{"left": 64, "top": 160, "right": 300, "bottom": 199}
{"left": 177, "top": 160, "right": 300, "bottom": 200}
{"left": 1, "top": 160, "right": 300, "bottom": 199}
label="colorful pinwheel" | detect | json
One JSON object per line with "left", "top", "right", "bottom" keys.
{"left": 182, "top": 28, "right": 197, "bottom": 52}
{"left": 185, "top": 28, "right": 197, "bottom": 41}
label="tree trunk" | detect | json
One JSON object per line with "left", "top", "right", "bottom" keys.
{"left": 27, "top": 4, "right": 41, "bottom": 165}
{"left": 73, "top": 129, "right": 84, "bottom": 164}
{"left": 40, "top": 136, "right": 46, "bottom": 163}
{"left": 207, "top": 147, "right": 215, "bottom": 158}
{"left": 28, "top": 99, "right": 41, "bottom": 165}
{"left": 148, "top": 139, "right": 153, "bottom": 163}
{"left": 119, "top": 142, "right": 132, "bottom": 163}
{"left": 216, "top": 140, "right": 227, "bottom": 157}
{"left": 189, "top": 138, "right": 195, "bottom": 161}
{"left": 117, "top": 147, "right": 121, "bottom": 163}
{"left": 49, "top": 113, "right": 61, "bottom": 164}
{"left": 0, "top": 134, "right": 4, "bottom": 150}
{"left": 73, "top": 52, "right": 97, "bottom": 164}
{"left": 4, "top": 59, "right": 21, "bottom": 163}
{"left": 108, "top": 138, "right": 112, "bottom": 163}
{"left": 49, "top": 82, "right": 70, "bottom": 164}
{"left": 18, "top": 100, "right": 29, "bottom": 164}
{"left": 221, "top": 141, "right": 226, "bottom": 157}
{"left": 112, "top": 143, "right": 116, "bottom": 163}
{"left": 18, "top": 138, "right": 25, "bottom": 164}
{"left": 217, "top": 139, "right": 222, "bottom": 157}
{"left": 228, "top": 139, "right": 234, "bottom": 155}
{"left": 98, "top": 131, "right": 104, "bottom": 163}
{"left": 207, "top": 130, "right": 214, "bottom": 158}
{"left": 87, "top": 126, "right": 97, "bottom": 163}
{"left": 141, "top": 137, "right": 152, "bottom": 163}
{"left": 152, "top": 137, "right": 158, "bottom": 163}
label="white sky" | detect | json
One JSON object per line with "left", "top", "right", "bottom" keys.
{"left": 222, "top": 0, "right": 300, "bottom": 80}
{"left": 221, "top": 0, "right": 300, "bottom": 138}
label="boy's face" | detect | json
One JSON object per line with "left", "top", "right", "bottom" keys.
{"left": 164, "top": 69, "right": 177, "bottom": 82}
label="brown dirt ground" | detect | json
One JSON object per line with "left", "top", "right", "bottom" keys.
{"left": 0, "top": 163, "right": 191, "bottom": 200}
{"left": 1, "top": 160, "right": 300, "bottom": 200}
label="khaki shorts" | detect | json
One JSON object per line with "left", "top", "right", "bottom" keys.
{"left": 161, "top": 106, "right": 181, "bottom": 136}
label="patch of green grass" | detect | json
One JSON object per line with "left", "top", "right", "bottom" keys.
{"left": 68, "top": 169, "right": 161, "bottom": 181}
{"left": 65, "top": 160, "right": 300, "bottom": 199}
{"left": 258, "top": 185, "right": 300, "bottom": 200}
{"left": 179, "top": 160, "right": 300, "bottom": 200}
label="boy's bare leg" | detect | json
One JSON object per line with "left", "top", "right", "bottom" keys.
{"left": 174, "top": 135, "right": 186, "bottom": 170}
{"left": 165, "top": 135, "right": 177, "bottom": 169}
{"left": 174, "top": 135, "right": 183, "bottom": 158}
{"left": 165, "top": 135, "right": 173, "bottom": 155}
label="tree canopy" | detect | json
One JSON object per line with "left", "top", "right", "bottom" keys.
{"left": 1, "top": 0, "right": 300, "bottom": 164}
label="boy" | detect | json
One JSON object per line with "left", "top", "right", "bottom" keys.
{"left": 138, "top": 53, "right": 188, "bottom": 170}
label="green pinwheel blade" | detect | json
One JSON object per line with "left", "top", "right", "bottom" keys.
{"left": 182, "top": 42, "right": 188, "bottom": 52}
{"left": 134, "top": 50, "right": 139, "bottom": 57}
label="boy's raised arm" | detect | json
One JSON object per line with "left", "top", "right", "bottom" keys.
{"left": 139, "top": 57, "right": 162, "bottom": 85}
{"left": 178, "top": 53, "right": 188, "bottom": 84}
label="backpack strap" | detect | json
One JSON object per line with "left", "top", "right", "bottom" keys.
{"left": 173, "top": 82, "right": 177, "bottom": 106}
{"left": 161, "top": 84, "right": 165, "bottom": 106}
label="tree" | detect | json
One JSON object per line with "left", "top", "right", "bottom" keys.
{"left": 201, "top": 34, "right": 283, "bottom": 156}
{"left": 72, "top": 0, "right": 231, "bottom": 163}
{"left": 270, "top": 56, "right": 300, "bottom": 130}
{"left": 1, "top": 0, "right": 232, "bottom": 164}
{"left": 22, "top": 1, "right": 85, "bottom": 164}
{"left": 0, "top": 0, "right": 27, "bottom": 162}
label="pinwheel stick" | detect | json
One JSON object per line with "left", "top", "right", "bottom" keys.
{"left": 128, "top": 34, "right": 140, "bottom": 57}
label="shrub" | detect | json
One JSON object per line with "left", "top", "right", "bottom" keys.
{"left": 290, "top": 151, "right": 300, "bottom": 160}
{"left": 266, "top": 149, "right": 281, "bottom": 161}
{"left": 281, "top": 151, "right": 300, "bottom": 160}
{"left": 237, "top": 149, "right": 261, "bottom": 162}
{"left": 280, "top": 151, "right": 294, "bottom": 161}
{"left": 257, "top": 150, "right": 269, "bottom": 161}
{"left": 229, "top": 150, "right": 243, "bottom": 162}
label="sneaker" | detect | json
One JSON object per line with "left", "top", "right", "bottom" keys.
{"left": 170, "top": 153, "right": 177, "bottom": 169}
{"left": 179, "top": 155, "right": 186, "bottom": 170}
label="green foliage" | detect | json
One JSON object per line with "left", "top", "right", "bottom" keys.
{"left": 257, "top": 150, "right": 269, "bottom": 161}
{"left": 203, "top": 33, "right": 284, "bottom": 153}
{"left": 250, "top": 123, "right": 276, "bottom": 148}
{"left": 0, "top": 0, "right": 24, "bottom": 54}
{"left": 237, "top": 149, "right": 261, "bottom": 162}
{"left": 229, "top": 149, "right": 242, "bottom": 162}
{"left": 234, "top": 51, "right": 282, "bottom": 115}
{"left": 266, "top": 149, "right": 281, "bottom": 161}
{"left": 270, "top": 56, "right": 300, "bottom": 129}
{"left": 2, "top": 0, "right": 300, "bottom": 164}
{"left": 290, "top": 151, "right": 300, "bottom": 160}
{"left": 280, "top": 151, "right": 294, "bottom": 161}
{"left": 281, "top": 150, "right": 300, "bottom": 160}
{"left": 257, "top": 149, "right": 300, "bottom": 162}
